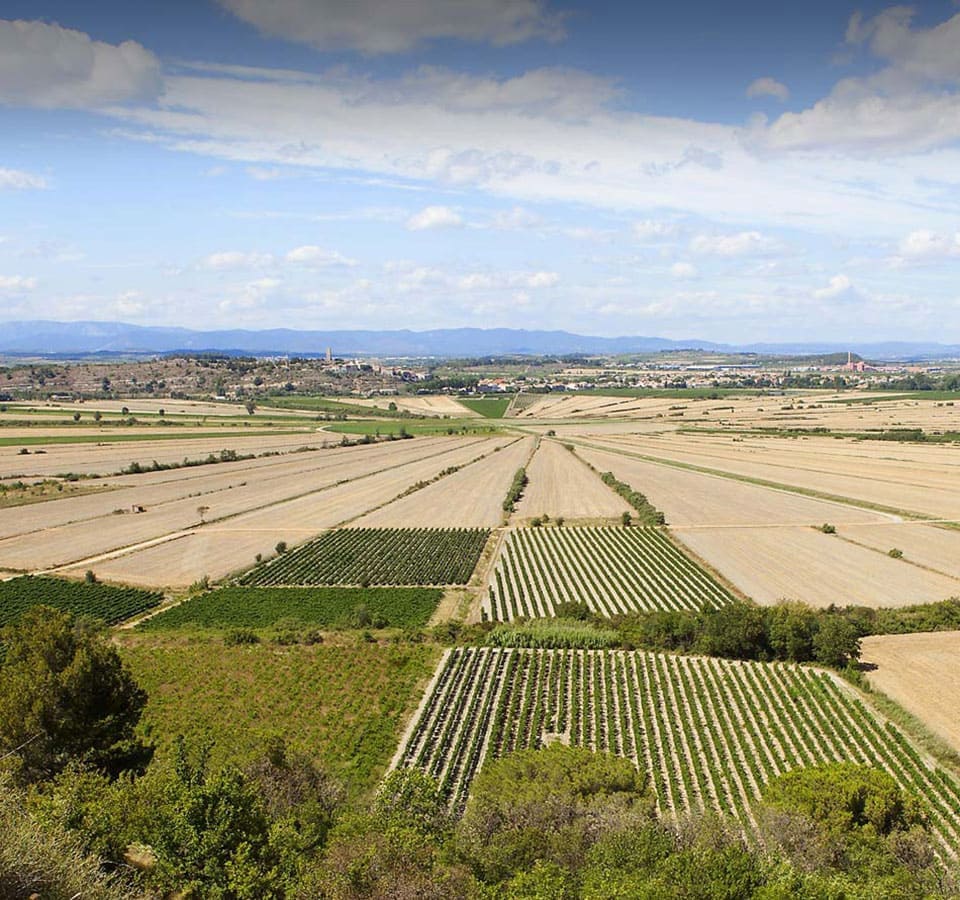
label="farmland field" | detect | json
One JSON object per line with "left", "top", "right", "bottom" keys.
{"left": 513, "top": 439, "right": 632, "bottom": 523}
{"left": 141, "top": 585, "right": 442, "bottom": 630}
{"left": 353, "top": 436, "right": 533, "bottom": 527}
{"left": 240, "top": 527, "right": 490, "bottom": 586}
{"left": 861, "top": 631, "right": 960, "bottom": 755}
{"left": 395, "top": 647, "right": 960, "bottom": 854}
{"left": 483, "top": 526, "right": 733, "bottom": 620}
{"left": 0, "top": 575, "right": 161, "bottom": 626}
{"left": 119, "top": 635, "right": 441, "bottom": 798}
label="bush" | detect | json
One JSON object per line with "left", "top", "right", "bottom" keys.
{"left": 888, "top": 548, "right": 903, "bottom": 559}
{"left": 224, "top": 628, "right": 260, "bottom": 646}
{"left": 820, "top": 523, "right": 837, "bottom": 534}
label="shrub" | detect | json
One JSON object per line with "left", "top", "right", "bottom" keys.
{"left": 224, "top": 628, "right": 259, "bottom": 646}
{"left": 820, "top": 523, "right": 837, "bottom": 534}
{"left": 888, "top": 548, "right": 903, "bottom": 559}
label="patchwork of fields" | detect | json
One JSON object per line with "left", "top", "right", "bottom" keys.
{"left": 396, "top": 648, "right": 960, "bottom": 853}
{"left": 6, "top": 387, "right": 960, "bottom": 870}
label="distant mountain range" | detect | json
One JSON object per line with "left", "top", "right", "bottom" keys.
{"left": 1, "top": 320, "right": 959, "bottom": 361}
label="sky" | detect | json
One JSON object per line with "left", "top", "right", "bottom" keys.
{"left": 1, "top": 1, "right": 960, "bottom": 343}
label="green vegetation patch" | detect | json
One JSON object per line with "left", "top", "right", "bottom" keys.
{"left": 241, "top": 527, "right": 490, "bottom": 586}
{"left": 142, "top": 586, "right": 442, "bottom": 631}
{"left": 457, "top": 396, "right": 511, "bottom": 418}
{"left": 0, "top": 575, "right": 161, "bottom": 627}
{"left": 324, "top": 419, "right": 499, "bottom": 436}
{"left": 120, "top": 637, "right": 440, "bottom": 797}
{"left": 487, "top": 619, "right": 619, "bottom": 649}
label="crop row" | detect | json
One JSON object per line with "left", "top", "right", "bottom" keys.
{"left": 0, "top": 575, "right": 162, "bottom": 627}
{"left": 141, "top": 586, "right": 442, "bottom": 630}
{"left": 484, "top": 526, "right": 732, "bottom": 620}
{"left": 395, "top": 648, "right": 960, "bottom": 855}
{"left": 240, "top": 528, "right": 490, "bottom": 586}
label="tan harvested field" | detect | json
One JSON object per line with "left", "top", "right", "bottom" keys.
{"left": 574, "top": 445, "right": 891, "bottom": 527}
{"left": 676, "top": 525, "right": 960, "bottom": 607}
{"left": 353, "top": 435, "right": 532, "bottom": 527}
{"left": 837, "top": 523, "right": 960, "bottom": 582}
{"left": 0, "top": 437, "right": 452, "bottom": 542}
{"left": 0, "top": 437, "right": 489, "bottom": 575}
{"left": 0, "top": 431, "right": 330, "bottom": 478}
{"left": 861, "top": 631, "right": 960, "bottom": 753}
{"left": 514, "top": 390, "right": 960, "bottom": 433}
{"left": 513, "top": 439, "right": 631, "bottom": 522}
{"left": 59, "top": 437, "right": 503, "bottom": 586}
{"left": 348, "top": 395, "right": 480, "bottom": 417}
{"left": 2, "top": 398, "right": 309, "bottom": 418}
{"left": 571, "top": 443, "right": 960, "bottom": 607}
{"left": 589, "top": 431, "right": 960, "bottom": 519}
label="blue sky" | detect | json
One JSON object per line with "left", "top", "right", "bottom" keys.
{"left": 2, "top": 1, "right": 960, "bottom": 342}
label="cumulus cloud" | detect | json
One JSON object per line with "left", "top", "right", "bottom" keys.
{"left": 216, "top": 0, "right": 565, "bottom": 53}
{"left": 0, "top": 167, "right": 48, "bottom": 190}
{"left": 762, "top": 8, "right": 960, "bottom": 153}
{"left": 0, "top": 275, "right": 37, "bottom": 292}
{"left": 285, "top": 245, "right": 357, "bottom": 266}
{"left": 896, "top": 229, "right": 960, "bottom": 261}
{"left": 406, "top": 205, "right": 464, "bottom": 230}
{"left": 746, "top": 77, "right": 789, "bottom": 102}
{"left": 523, "top": 270, "right": 559, "bottom": 288}
{"left": 0, "top": 19, "right": 161, "bottom": 108}
{"left": 633, "top": 220, "right": 680, "bottom": 241}
{"left": 690, "top": 231, "right": 781, "bottom": 257}
{"left": 200, "top": 250, "right": 274, "bottom": 270}
{"left": 813, "top": 274, "right": 866, "bottom": 303}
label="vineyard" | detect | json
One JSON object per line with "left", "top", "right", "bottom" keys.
{"left": 395, "top": 647, "right": 960, "bottom": 855}
{"left": 484, "top": 526, "right": 732, "bottom": 620}
{"left": 240, "top": 527, "right": 490, "bottom": 586}
{"left": 141, "top": 586, "right": 442, "bottom": 630}
{"left": 0, "top": 575, "right": 162, "bottom": 627}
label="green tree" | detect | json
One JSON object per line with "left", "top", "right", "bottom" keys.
{"left": 767, "top": 602, "right": 818, "bottom": 662}
{"left": 458, "top": 744, "right": 653, "bottom": 884}
{"left": 0, "top": 607, "right": 151, "bottom": 785}
{"left": 812, "top": 615, "right": 861, "bottom": 668}
{"left": 696, "top": 601, "right": 769, "bottom": 660}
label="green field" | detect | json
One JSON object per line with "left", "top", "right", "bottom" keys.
{"left": 0, "top": 575, "right": 162, "bottom": 627}
{"left": 141, "top": 586, "right": 443, "bottom": 630}
{"left": 456, "top": 396, "right": 511, "bottom": 417}
{"left": 120, "top": 636, "right": 440, "bottom": 797}
{"left": 241, "top": 527, "right": 490, "bottom": 586}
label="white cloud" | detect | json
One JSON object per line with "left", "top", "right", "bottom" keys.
{"left": 406, "top": 205, "right": 464, "bottom": 231}
{"left": 285, "top": 245, "right": 357, "bottom": 266}
{"left": 746, "top": 77, "right": 789, "bottom": 102}
{"left": 690, "top": 231, "right": 782, "bottom": 257}
{"left": 896, "top": 229, "right": 960, "bottom": 261}
{"left": 633, "top": 220, "right": 680, "bottom": 241}
{"left": 0, "top": 167, "right": 48, "bottom": 190}
{"left": 762, "top": 9, "right": 960, "bottom": 153}
{"left": 200, "top": 250, "right": 274, "bottom": 270}
{"left": 216, "top": 0, "right": 565, "bottom": 53}
{"left": 670, "top": 262, "right": 698, "bottom": 279}
{"left": 0, "top": 19, "right": 161, "bottom": 108}
{"left": 813, "top": 273, "right": 866, "bottom": 303}
{"left": 0, "top": 275, "right": 37, "bottom": 292}
{"left": 523, "top": 270, "right": 559, "bottom": 288}
{"left": 489, "top": 206, "right": 542, "bottom": 230}
{"left": 101, "top": 36, "right": 960, "bottom": 240}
